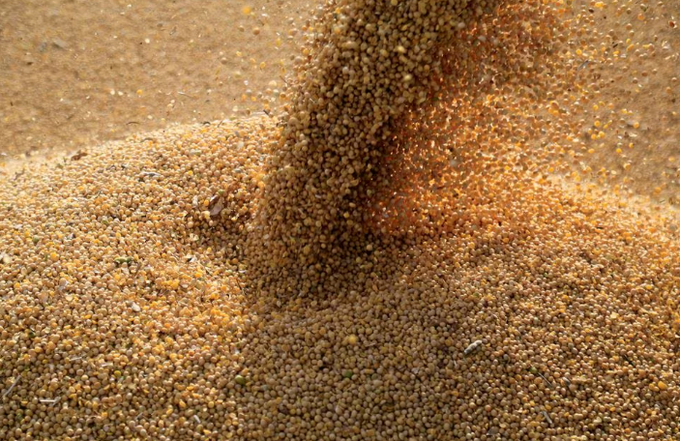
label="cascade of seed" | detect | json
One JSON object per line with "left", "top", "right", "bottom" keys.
{"left": 252, "top": 0, "right": 503, "bottom": 297}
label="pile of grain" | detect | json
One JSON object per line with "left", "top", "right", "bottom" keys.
{"left": 1, "top": 0, "right": 679, "bottom": 440}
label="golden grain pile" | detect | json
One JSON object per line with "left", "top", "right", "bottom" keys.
{"left": 2, "top": 0, "right": 680, "bottom": 440}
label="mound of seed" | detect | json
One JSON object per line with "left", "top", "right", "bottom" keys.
{"left": 2, "top": 0, "right": 680, "bottom": 440}
{"left": 0, "top": 118, "right": 282, "bottom": 440}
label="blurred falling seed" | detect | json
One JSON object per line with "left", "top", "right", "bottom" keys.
{"left": 577, "top": 60, "right": 591, "bottom": 71}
